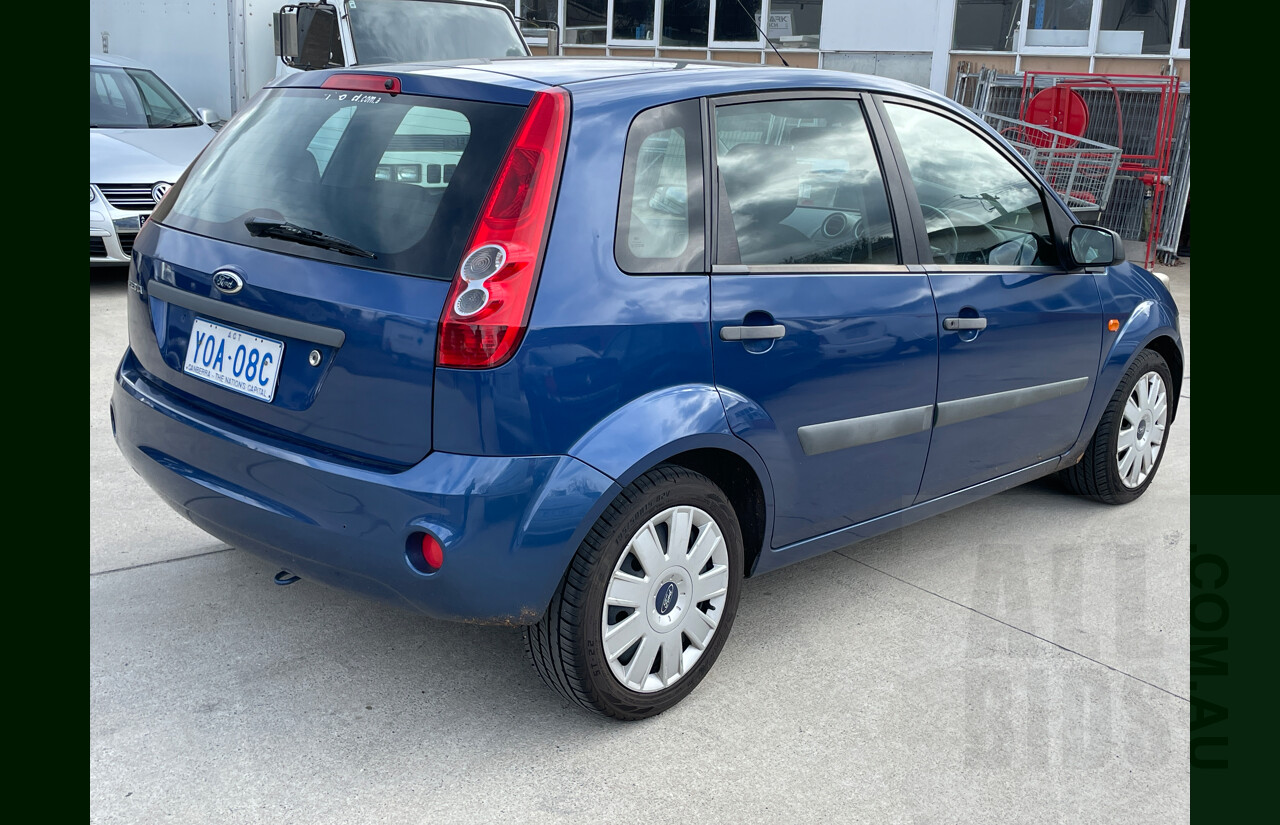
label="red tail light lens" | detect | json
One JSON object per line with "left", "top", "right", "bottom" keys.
{"left": 437, "top": 87, "right": 569, "bottom": 369}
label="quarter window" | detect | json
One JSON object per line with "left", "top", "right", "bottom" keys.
{"left": 615, "top": 100, "right": 705, "bottom": 274}
{"left": 713, "top": 98, "right": 897, "bottom": 267}
{"left": 884, "top": 101, "right": 1057, "bottom": 267}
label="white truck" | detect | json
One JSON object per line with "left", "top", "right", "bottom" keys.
{"left": 89, "top": 0, "right": 543, "bottom": 120}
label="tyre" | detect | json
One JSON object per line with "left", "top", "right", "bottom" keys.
{"left": 1060, "top": 348, "right": 1172, "bottom": 504}
{"left": 524, "top": 465, "right": 744, "bottom": 720}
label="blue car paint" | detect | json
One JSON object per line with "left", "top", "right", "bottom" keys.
{"left": 112, "top": 59, "right": 1182, "bottom": 626}
{"left": 130, "top": 223, "right": 449, "bottom": 467}
{"left": 114, "top": 349, "right": 619, "bottom": 622}
{"left": 432, "top": 277, "right": 715, "bottom": 456}
{"left": 1063, "top": 261, "right": 1183, "bottom": 463}
{"left": 711, "top": 271, "right": 939, "bottom": 547}
{"left": 916, "top": 270, "right": 1104, "bottom": 501}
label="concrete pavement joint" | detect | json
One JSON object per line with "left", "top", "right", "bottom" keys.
{"left": 90, "top": 546, "right": 235, "bottom": 577}
{"left": 833, "top": 549, "right": 1190, "bottom": 704}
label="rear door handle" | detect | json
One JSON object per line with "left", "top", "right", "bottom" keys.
{"left": 942, "top": 317, "right": 987, "bottom": 331}
{"left": 720, "top": 324, "right": 786, "bottom": 342}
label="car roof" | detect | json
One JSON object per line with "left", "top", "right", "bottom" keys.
{"left": 389, "top": 57, "right": 951, "bottom": 106}
{"left": 91, "top": 54, "right": 151, "bottom": 70}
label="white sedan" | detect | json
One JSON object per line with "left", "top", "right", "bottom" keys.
{"left": 90, "top": 54, "right": 219, "bottom": 266}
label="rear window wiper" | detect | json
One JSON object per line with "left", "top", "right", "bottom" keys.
{"left": 244, "top": 217, "right": 377, "bottom": 259}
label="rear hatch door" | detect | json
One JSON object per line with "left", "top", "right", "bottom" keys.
{"left": 130, "top": 73, "right": 532, "bottom": 467}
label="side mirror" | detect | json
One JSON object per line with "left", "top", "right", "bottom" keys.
{"left": 1068, "top": 225, "right": 1125, "bottom": 268}
{"left": 196, "top": 107, "right": 220, "bottom": 126}
{"left": 274, "top": 3, "right": 344, "bottom": 70}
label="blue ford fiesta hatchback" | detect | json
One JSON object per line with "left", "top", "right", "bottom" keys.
{"left": 113, "top": 59, "right": 1182, "bottom": 719}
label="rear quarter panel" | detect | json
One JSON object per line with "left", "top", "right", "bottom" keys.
{"left": 432, "top": 83, "right": 718, "bottom": 458}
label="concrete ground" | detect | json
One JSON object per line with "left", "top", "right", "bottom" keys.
{"left": 90, "top": 250, "right": 1190, "bottom": 824}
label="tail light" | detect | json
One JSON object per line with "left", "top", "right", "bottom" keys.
{"left": 437, "top": 87, "right": 569, "bottom": 369}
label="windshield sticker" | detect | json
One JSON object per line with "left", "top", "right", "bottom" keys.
{"left": 323, "top": 93, "right": 383, "bottom": 104}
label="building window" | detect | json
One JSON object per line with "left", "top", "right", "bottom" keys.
{"left": 613, "top": 0, "right": 655, "bottom": 40}
{"left": 1100, "top": 0, "right": 1175, "bottom": 54}
{"left": 597, "top": 2, "right": 820, "bottom": 50}
{"left": 518, "top": 0, "right": 557, "bottom": 40}
{"left": 953, "top": 0, "right": 1189, "bottom": 55}
{"left": 715, "top": 0, "right": 761, "bottom": 43}
{"left": 1025, "top": 0, "right": 1092, "bottom": 47}
{"left": 662, "top": 0, "right": 709, "bottom": 47}
{"left": 566, "top": 0, "right": 607, "bottom": 44}
{"left": 767, "top": 0, "right": 822, "bottom": 49}
{"left": 953, "top": 0, "right": 1023, "bottom": 51}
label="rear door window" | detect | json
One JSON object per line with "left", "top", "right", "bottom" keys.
{"left": 712, "top": 97, "right": 898, "bottom": 267}
{"left": 153, "top": 88, "right": 525, "bottom": 280}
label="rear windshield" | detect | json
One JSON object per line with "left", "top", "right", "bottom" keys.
{"left": 152, "top": 88, "right": 525, "bottom": 279}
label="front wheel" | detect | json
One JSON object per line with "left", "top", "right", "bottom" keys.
{"left": 1059, "top": 348, "right": 1173, "bottom": 504}
{"left": 524, "top": 465, "right": 744, "bottom": 720}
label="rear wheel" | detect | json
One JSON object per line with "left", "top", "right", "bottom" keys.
{"left": 1060, "top": 348, "right": 1172, "bottom": 504}
{"left": 524, "top": 465, "right": 743, "bottom": 720}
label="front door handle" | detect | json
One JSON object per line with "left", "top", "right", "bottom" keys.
{"left": 942, "top": 317, "right": 987, "bottom": 331}
{"left": 720, "top": 324, "right": 786, "bottom": 342}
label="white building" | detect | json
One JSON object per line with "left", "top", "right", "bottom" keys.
{"left": 505, "top": 1, "right": 1191, "bottom": 93}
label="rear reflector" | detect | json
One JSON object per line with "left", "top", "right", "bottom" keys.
{"left": 436, "top": 87, "right": 569, "bottom": 369}
{"left": 421, "top": 534, "right": 444, "bottom": 570}
{"left": 407, "top": 532, "right": 444, "bottom": 573}
{"left": 321, "top": 74, "right": 401, "bottom": 94}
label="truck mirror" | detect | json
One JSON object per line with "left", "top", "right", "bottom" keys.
{"left": 274, "top": 3, "right": 344, "bottom": 70}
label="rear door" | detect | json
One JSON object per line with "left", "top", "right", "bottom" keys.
{"left": 708, "top": 94, "right": 939, "bottom": 549}
{"left": 134, "top": 80, "right": 528, "bottom": 466}
{"left": 877, "top": 98, "right": 1104, "bottom": 501}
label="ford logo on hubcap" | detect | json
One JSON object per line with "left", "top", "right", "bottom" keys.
{"left": 212, "top": 270, "right": 244, "bottom": 294}
{"left": 655, "top": 581, "right": 678, "bottom": 615}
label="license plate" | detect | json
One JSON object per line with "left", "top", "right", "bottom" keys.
{"left": 183, "top": 318, "right": 284, "bottom": 402}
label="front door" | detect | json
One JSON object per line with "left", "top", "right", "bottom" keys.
{"left": 879, "top": 99, "right": 1104, "bottom": 502}
{"left": 708, "top": 95, "right": 938, "bottom": 549}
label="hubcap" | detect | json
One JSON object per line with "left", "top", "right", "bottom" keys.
{"left": 1116, "top": 370, "right": 1168, "bottom": 489}
{"left": 601, "top": 505, "right": 730, "bottom": 693}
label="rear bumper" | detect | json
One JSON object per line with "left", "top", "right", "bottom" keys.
{"left": 112, "top": 350, "right": 620, "bottom": 624}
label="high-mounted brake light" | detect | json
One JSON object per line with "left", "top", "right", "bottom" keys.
{"left": 321, "top": 74, "right": 401, "bottom": 94}
{"left": 437, "top": 87, "right": 569, "bottom": 369}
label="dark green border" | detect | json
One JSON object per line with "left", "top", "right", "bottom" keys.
{"left": 1189, "top": 20, "right": 1272, "bottom": 816}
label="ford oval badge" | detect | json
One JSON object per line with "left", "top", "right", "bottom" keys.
{"left": 213, "top": 270, "right": 244, "bottom": 295}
